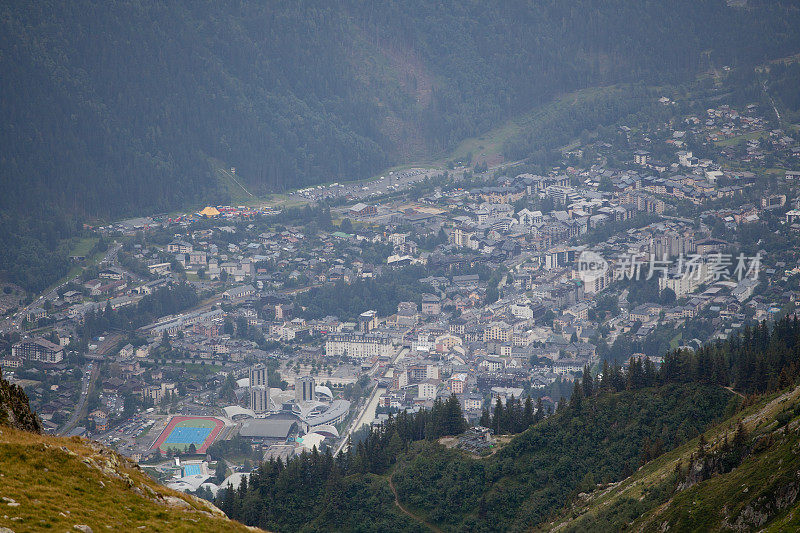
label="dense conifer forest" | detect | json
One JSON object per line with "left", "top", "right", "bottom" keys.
{"left": 3, "top": 1, "right": 800, "bottom": 290}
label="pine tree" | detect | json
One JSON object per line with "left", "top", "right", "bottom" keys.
{"left": 479, "top": 407, "right": 491, "bottom": 428}
{"left": 506, "top": 395, "right": 516, "bottom": 433}
{"left": 215, "top": 460, "right": 227, "bottom": 484}
{"left": 733, "top": 420, "right": 748, "bottom": 448}
{"left": 493, "top": 397, "right": 504, "bottom": 434}
{"left": 444, "top": 393, "right": 465, "bottom": 435}
{"left": 582, "top": 365, "right": 594, "bottom": 397}
{"left": 321, "top": 459, "right": 344, "bottom": 522}
{"left": 570, "top": 380, "right": 583, "bottom": 410}
{"left": 524, "top": 396, "right": 534, "bottom": 427}
{"left": 386, "top": 429, "right": 403, "bottom": 459}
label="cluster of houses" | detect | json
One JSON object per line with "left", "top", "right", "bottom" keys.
{"left": 5, "top": 94, "right": 800, "bottom": 447}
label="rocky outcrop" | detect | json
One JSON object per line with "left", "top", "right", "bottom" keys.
{"left": 721, "top": 480, "right": 800, "bottom": 531}
{"left": 0, "top": 368, "right": 40, "bottom": 433}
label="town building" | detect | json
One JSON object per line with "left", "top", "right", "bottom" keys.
{"left": 325, "top": 332, "right": 395, "bottom": 358}
{"left": 11, "top": 337, "right": 65, "bottom": 364}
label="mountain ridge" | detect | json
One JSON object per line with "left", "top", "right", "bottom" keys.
{"left": 545, "top": 384, "right": 800, "bottom": 532}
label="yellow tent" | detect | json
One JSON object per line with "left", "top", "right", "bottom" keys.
{"left": 198, "top": 206, "right": 221, "bottom": 217}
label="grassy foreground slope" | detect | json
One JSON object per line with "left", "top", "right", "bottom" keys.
{"left": 547, "top": 384, "right": 800, "bottom": 532}
{"left": 0, "top": 426, "right": 260, "bottom": 532}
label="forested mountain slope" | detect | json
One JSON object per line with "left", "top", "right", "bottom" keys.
{"left": 389, "top": 384, "right": 734, "bottom": 532}
{"left": 3, "top": 1, "right": 800, "bottom": 291}
{"left": 3, "top": 0, "right": 800, "bottom": 221}
{"left": 548, "top": 384, "right": 800, "bottom": 532}
{"left": 219, "top": 318, "right": 800, "bottom": 532}
{"left": 218, "top": 384, "right": 735, "bottom": 533}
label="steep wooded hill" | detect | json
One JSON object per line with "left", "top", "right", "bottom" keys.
{"left": 547, "top": 384, "right": 800, "bottom": 532}
{"left": 3, "top": 1, "right": 800, "bottom": 219}
{"left": 3, "top": 1, "right": 800, "bottom": 291}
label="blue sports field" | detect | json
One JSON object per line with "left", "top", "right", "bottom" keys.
{"left": 164, "top": 426, "right": 212, "bottom": 446}
{"left": 153, "top": 416, "right": 224, "bottom": 453}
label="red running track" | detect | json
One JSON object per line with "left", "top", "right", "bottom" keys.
{"left": 151, "top": 415, "right": 224, "bottom": 453}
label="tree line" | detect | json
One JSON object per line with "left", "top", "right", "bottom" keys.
{"left": 217, "top": 394, "right": 467, "bottom": 531}
{"left": 479, "top": 395, "right": 545, "bottom": 435}
{"left": 76, "top": 282, "right": 199, "bottom": 346}
{"left": 573, "top": 316, "right": 800, "bottom": 412}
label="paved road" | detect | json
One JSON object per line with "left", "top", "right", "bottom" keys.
{"left": 334, "top": 383, "right": 383, "bottom": 456}
{"left": 334, "top": 347, "right": 408, "bottom": 455}
{"left": 287, "top": 158, "right": 523, "bottom": 206}
{"left": 59, "top": 331, "right": 122, "bottom": 435}
{"left": 59, "top": 362, "right": 99, "bottom": 435}
{"left": 763, "top": 81, "right": 782, "bottom": 122}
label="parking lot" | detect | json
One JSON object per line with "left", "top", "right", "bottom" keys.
{"left": 287, "top": 168, "right": 438, "bottom": 203}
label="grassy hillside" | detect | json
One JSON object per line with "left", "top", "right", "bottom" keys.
{"left": 547, "top": 384, "right": 800, "bottom": 532}
{"left": 0, "top": 425, "right": 260, "bottom": 532}
{"left": 0, "top": 365, "right": 258, "bottom": 532}
{"left": 443, "top": 84, "right": 667, "bottom": 167}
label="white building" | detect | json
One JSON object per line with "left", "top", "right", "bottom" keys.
{"left": 296, "top": 376, "right": 316, "bottom": 403}
{"left": 659, "top": 262, "right": 712, "bottom": 298}
{"left": 249, "top": 364, "right": 268, "bottom": 387}
{"left": 785, "top": 209, "right": 800, "bottom": 225}
{"left": 325, "top": 332, "right": 395, "bottom": 358}
{"left": 11, "top": 337, "right": 64, "bottom": 364}
{"left": 417, "top": 379, "right": 438, "bottom": 400}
